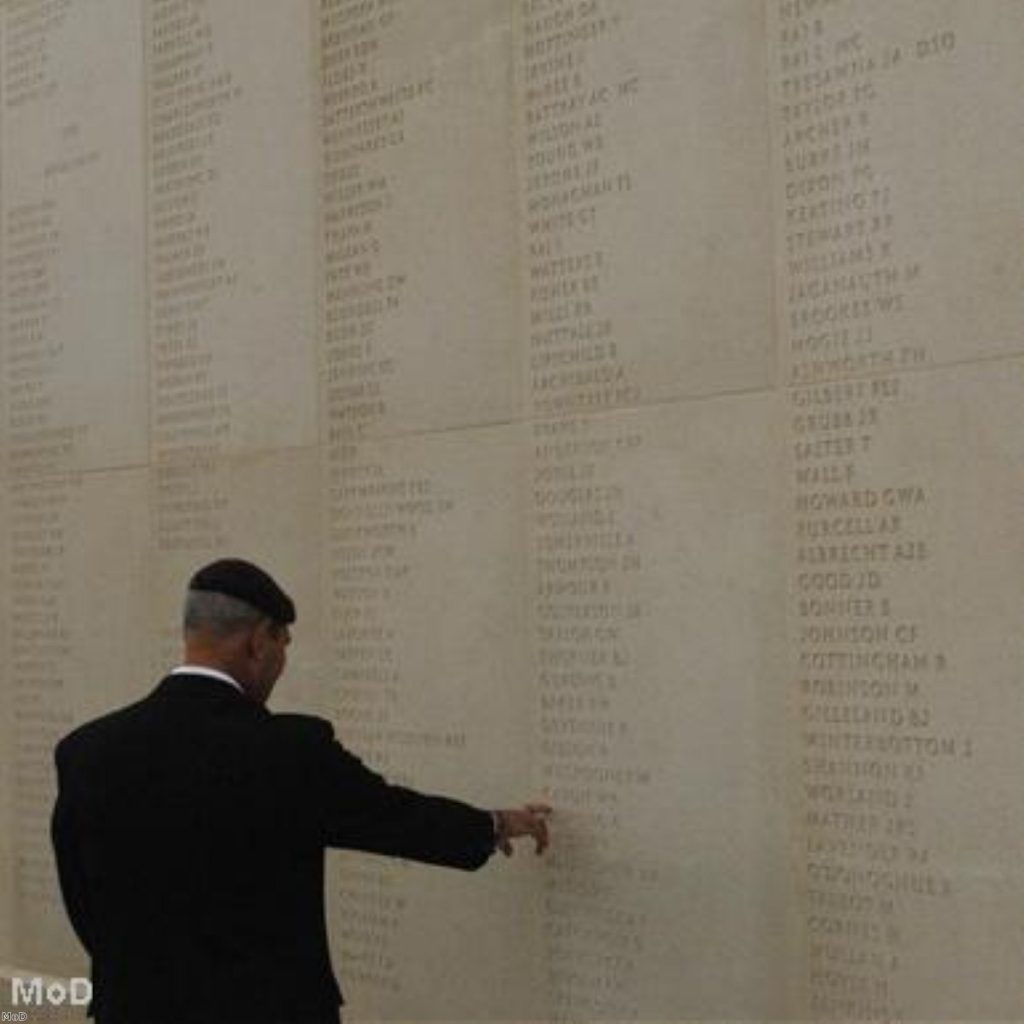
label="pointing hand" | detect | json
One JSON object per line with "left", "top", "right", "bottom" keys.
{"left": 494, "top": 803, "right": 552, "bottom": 856}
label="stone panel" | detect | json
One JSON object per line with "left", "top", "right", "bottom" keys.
{"left": 770, "top": 0, "right": 1024, "bottom": 387}
{"left": 517, "top": 0, "right": 776, "bottom": 417}
{"left": 788, "top": 358, "right": 1024, "bottom": 1021}
{"left": 2, "top": 0, "right": 147, "bottom": 478}
{"left": 8, "top": 467, "right": 150, "bottom": 978}
{"left": 147, "top": 0, "right": 319, "bottom": 459}
{"left": 318, "top": 0, "right": 521, "bottom": 440}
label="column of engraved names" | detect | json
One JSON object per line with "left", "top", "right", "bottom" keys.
{"left": 3, "top": 0, "right": 67, "bottom": 107}
{"left": 3, "top": 2, "right": 83, "bottom": 932}
{"left": 521, "top": 0, "right": 638, "bottom": 418}
{"left": 2, "top": 3, "right": 61, "bottom": 474}
{"left": 3, "top": 0, "right": 83, "bottom": 481}
{"left": 319, "top": 0, "right": 429, "bottom": 1002}
{"left": 778, "top": 0, "right": 958, "bottom": 387}
{"left": 791, "top": 377, "right": 964, "bottom": 1020}
{"left": 148, "top": 0, "right": 238, "bottom": 661}
{"left": 532, "top": 417, "right": 657, "bottom": 1020}
{"left": 326, "top": 444, "right": 465, "bottom": 997}
{"left": 777, "top": 3, "right": 966, "bottom": 1017}
{"left": 520, "top": 4, "right": 656, "bottom": 1016}
{"left": 320, "top": 0, "right": 425, "bottom": 440}
{"left": 3, "top": 196, "right": 63, "bottom": 477}
{"left": 8, "top": 475, "right": 76, "bottom": 919}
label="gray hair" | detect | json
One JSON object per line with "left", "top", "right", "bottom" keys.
{"left": 183, "top": 589, "right": 264, "bottom": 636}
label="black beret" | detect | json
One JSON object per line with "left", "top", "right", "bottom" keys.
{"left": 189, "top": 558, "right": 296, "bottom": 625}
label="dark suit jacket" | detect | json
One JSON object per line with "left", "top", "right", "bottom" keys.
{"left": 51, "top": 674, "right": 496, "bottom": 1024}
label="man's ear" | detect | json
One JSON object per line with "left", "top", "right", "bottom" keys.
{"left": 241, "top": 622, "right": 264, "bottom": 661}
{"left": 249, "top": 618, "right": 274, "bottom": 656}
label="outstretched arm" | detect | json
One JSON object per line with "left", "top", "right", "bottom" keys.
{"left": 299, "top": 717, "right": 552, "bottom": 867}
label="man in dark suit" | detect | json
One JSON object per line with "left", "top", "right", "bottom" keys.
{"left": 51, "top": 559, "right": 550, "bottom": 1024}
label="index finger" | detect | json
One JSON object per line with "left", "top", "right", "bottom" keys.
{"left": 533, "top": 818, "right": 550, "bottom": 854}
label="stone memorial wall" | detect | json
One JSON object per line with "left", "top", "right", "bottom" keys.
{"left": 1, "top": 1, "right": 1023, "bottom": 1020}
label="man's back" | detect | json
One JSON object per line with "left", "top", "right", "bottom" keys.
{"left": 52, "top": 673, "right": 495, "bottom": 1024}
{"left": 53, "top": 674, "right": 343, "bottom": 1023}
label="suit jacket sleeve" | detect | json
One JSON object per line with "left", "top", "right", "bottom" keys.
{"left": 295, "top": 717, "right": 496, "bottom": 871}
{"left": 51, "top": 739, "right": 95, "bottom": 954}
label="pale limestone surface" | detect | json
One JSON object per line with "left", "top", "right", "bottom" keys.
{"left": 6, "top": 468, "right": 149, "bottom": 980}
{"left": 516, "top": 0, "right": 778, "bottom": 411}
{"left": 526, "top": 396, "right": 795, "bottom": 1019}
{"left": 318, "top": 0, "right": 523, "bottom": 438}
{"left": 3, "top": 0, "right": 147, "bottom": 477}
{"left": 1, "top": 1, "right": 1023, "bottom": 1021}
{"left": 147, "top": 0, "right": 320, "bottom": 458}
{"left": 769, "top": 0, "right": 1024, "bottom": 389}
{"left": 788, "top": 360, "right": 1024, "bottom": 1020}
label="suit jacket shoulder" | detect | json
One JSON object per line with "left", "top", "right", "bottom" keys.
{"left": 263, "top": 710, "right": 333, "bottom": 747}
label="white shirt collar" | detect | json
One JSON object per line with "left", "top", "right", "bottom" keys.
{"left": 170, "top": 665, "right": 244, "bottom": 695}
